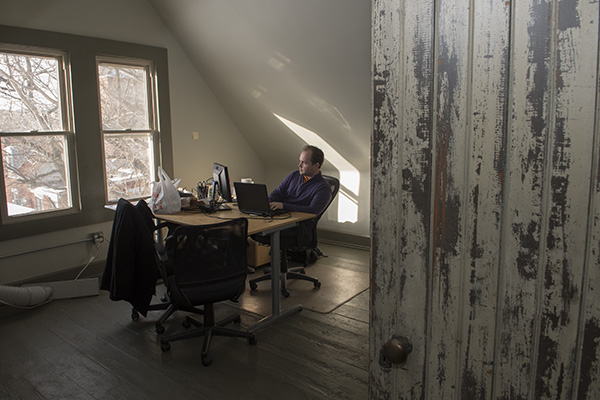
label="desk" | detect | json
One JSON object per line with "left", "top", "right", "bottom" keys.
{"left": 156, "top": 206, "right": 315, "bottom": 333}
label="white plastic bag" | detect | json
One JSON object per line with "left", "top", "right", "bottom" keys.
{"left": 148, "top": 166, "right": 181, "bottom": 214}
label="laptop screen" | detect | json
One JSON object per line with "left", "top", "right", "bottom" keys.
{"left": 234, "top": 182, "right": 271, "bottom": 215}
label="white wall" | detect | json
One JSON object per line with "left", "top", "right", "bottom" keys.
{"left": 0, "top": 0, "right": 264, "bottom": 284}
{"left": 149, "top": 0, "right": 372, "bottom": 238}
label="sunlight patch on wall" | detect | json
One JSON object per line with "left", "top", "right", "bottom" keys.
{"left": 273, "top": 114, "right": 359, "bottom": 223}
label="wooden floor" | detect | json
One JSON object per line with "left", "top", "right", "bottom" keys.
{"left": 0, "top": 243, "right": 369, "bottom": 400}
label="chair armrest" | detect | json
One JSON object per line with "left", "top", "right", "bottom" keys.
{"left": 154, "top": 242, "right": 168, "bottom": 263}
{"left": 156, "top": 221, "right": 171, "bottom": 230}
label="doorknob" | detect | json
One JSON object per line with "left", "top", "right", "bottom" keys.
{"left": 379, "top": 335, "right": 413, "bottom": 368}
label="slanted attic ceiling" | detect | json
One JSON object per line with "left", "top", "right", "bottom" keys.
{"left": 149, "top": 0, "right": 371, "bottom": 173}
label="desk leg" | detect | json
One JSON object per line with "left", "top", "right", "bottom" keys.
{"left": 248, "top": 230, "right": 302, "bottom": 333}
{"left": 271, "top": 230, "right": 281, "bottom": 315}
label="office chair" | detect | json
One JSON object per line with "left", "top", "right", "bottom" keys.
{"left": 248, "top": 174, "right": 340, "bottom": 297}
{"left": 100, "top": 198, "right": 184, "bottom": 334}
{"left": 157, "top": 218, "right": 256, "bottom": 366}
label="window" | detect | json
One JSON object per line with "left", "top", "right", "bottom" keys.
{"left": 0, "top": 48, "right": 77, "bottom": 220}
{"left": 0, "top": 26, "right": 173, "bottom": 241}
{"left": 97, "top": 58, "right": 158, "bottom": 202}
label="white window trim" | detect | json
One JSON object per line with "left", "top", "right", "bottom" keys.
{"left": 0, "top": 44, "right": 80, "bottom": 224}
{"left": 0, "top": 25, "right": 173, "bottom": 241}
{"left": 96, "top": 56, "right": 161, "bottom": 204}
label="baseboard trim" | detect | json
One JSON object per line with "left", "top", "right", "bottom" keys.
{"left": 317, "top": 229, "right": 370, "bottom": 251}
{"left": 11, "top": 260, "right": 105, "bottom": 286}
{"left": 25, "top": 277, "right": 99, "bottom": 299}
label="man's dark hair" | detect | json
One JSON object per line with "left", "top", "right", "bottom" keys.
{"left": 303, "top": 145, "right": 325, "bottom": 168}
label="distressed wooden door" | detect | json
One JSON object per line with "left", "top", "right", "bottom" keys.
{"left": 370, "top": 0, "right": 600, "bottom": 399}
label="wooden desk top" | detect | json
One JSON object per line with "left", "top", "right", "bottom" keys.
{"left": 156, "top": 206, "right": 315, "bottom": 236}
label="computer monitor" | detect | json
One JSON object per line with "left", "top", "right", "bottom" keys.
{"left": 212, "top": 162, "right": 232, "bottom": 202}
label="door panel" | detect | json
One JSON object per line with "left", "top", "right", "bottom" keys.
{"left": 370, "top": 0, "right": 600, "bottom": 398}
{"left": 371, "top": 0, "right": 434, "bottom": 398}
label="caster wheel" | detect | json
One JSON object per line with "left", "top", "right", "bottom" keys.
{"left": 131, "top": 310, "right": 139, "bottom": 321}
{"left": 248, "top": 336, "right": 257, "bottom": 345}
{"left": 161, "top": 342, "right": 171, "bottom": 352}
{"left": 282, "top": 290, "right": 290, "bottom": 298}
{"left": 155, "top": 324, "right": 165, "bottom": 334}
{"left": 182, "top": 319, "right": 192, "bottom": 329}
{"left": 250, "top": 282, "right": 258, "bottom": 291}
{"left": 233, "top": 316, "right": 242, "bottom": 324}
{"left": 202, "top": 356, "right": 213, "bottom": 366}
{"left": 314, "top": 281, "right": 321, "bottom": 288}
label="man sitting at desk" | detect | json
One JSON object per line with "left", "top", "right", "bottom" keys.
{"left": 251, "top": 145, "right": 331, "bottom": 274}
{"left": 268, "top": 145, "right": 332, "bottom": 228}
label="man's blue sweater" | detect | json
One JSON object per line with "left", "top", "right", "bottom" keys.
{"left": 269, "top": 171, "right": 332, "bottom": 218}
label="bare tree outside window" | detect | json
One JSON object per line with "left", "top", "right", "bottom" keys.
{"left": 0, "top": 52, "right": 159, "bottom": 216}
{"left": 98, "top": 61, "right": 156, "bottom": 202}
{"left": 0, "top": 51, "right": 72, "bottom": 217}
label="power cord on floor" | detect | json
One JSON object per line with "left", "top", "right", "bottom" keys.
{"left": 0, "top": 232, "right": 108, "bottom": 309}
{"left": 75, "top": 232, "right": 105, "bottom": 280}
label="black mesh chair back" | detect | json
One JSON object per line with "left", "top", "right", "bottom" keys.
{"left": 320, "top": 175, "right": 340, "bottom": 218}
{"left": 166, "top": 219, "right": 248, "bottom": 307}
{"left": 309, "top": 174, "right": 340, "bottom": 246}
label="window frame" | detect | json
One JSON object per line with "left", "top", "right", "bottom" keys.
{"left": 0, "top": 25, "right": 173, "bottom": 242}
{"left": 0, "top": 44, "right": 81, "bottom": 223}
{"left": 96, "top": 56, "right": 160, "bottom": 204}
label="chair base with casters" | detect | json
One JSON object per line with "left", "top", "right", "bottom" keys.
{"left": 132, "top": 290, "right": 204, "bottom": 335}
{"left": 249, "top": 248, "right": 321, "bottom": 298}
{"left": 131, "top": 294, "right": 173, "bottom": 333}
{"left": 160, "top": 303, "right": 256, "bottom": 366}
{"left": 144, "top": 302, "right": 203, "bottom": 335}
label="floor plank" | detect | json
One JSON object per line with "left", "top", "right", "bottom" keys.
{"left": 0, "top": 243, "right": 369, "bottom": 400}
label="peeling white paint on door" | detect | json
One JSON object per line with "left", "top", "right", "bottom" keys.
{"left": 371, "top": 0, "right": 600, "bottom": 398}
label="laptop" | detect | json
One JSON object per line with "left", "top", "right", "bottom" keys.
{"left": 234, "top": 182, "right": 288, "bottom": 217}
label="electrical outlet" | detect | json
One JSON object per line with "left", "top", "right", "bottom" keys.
{"left": 90, "top": 231, "right": 104, "bottom": 244}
